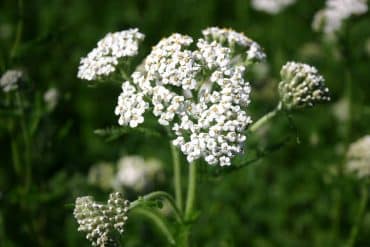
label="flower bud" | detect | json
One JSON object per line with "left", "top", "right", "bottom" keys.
{"left": 278, "top": 61, "right": 330, "bottom": 110}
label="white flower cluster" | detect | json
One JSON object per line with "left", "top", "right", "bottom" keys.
{"left": 279, "top": 61, "right": 330, "bottom": 110}
{"left": 313, "top": 0, "right": 368, "bottom": 34}
{"left": 0, "top": 69, "right": 24, "bottom": 92}
{"left": 77, "top": 28, "right": 144, "bottom": 81}
{"left": 73, "top": 192, "right": 129, "bottom": 247}
{"left": 113, "top": 28, "right": 262, "bottom": 166}
{"left": 113, "top": 156, "right": 162, "bottom": 191}
{"left": 346, "top": 135, "right": 370, "bottom": 178}
{"left": 251, "top": 0, "right": 296, "bottom": 14}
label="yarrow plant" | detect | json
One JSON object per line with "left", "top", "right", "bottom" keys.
{"left": 74, "top": 27, "right": 331, "bottom": 246}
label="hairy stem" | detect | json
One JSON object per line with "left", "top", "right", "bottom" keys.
{"left": 249, "top": 102, "right": 282, "bottom": 133}
{"left": 170, "top": 143, "right": 183, "bottom": 212}
{"left": 347, "top": 185, "right": 368, "bottom": 247}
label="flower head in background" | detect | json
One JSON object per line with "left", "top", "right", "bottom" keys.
{"left": 113, "top": 27, "right": 264, "bottom": 166}
{"left": 44, "top": 87, "right": 59, "bottom": 111}
{"left": 88, "top": 162, "right": 115, "bottom": 191}
{"left": 0, "top": 69, "right": 24, "bottom": 92}
{"left": 77, "top": 29, "right": 144, "bottom": 81}
{"left": 251, "top": 0, "right": 296, "bottom": 14}
{"left": 279, "top": 61, "right": 330, "bottom": 110}
{"left": 73, "top": 192, "right": 129, "bottom": 246}
{"left": 346, "top": 135, "right": 370, "bottom": 178}
{"left": 313, "top": 0, "right": 368, "bottom": 34}
{"left": 113, "top": 156, "right": 162, "bottom": 191}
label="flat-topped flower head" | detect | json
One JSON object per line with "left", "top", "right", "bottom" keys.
{"left": 73, "top": 192, "right": 129, "bottom": 246}
{"left": 0, "top": 69, "right": 24, "bottom": 92}
{"left": 346, "top": 135, "right": 370, "bottom": 178}
{"left": 279, "top": 61, "right": 330, "bottom": 110}
{"left": 202, "top": 27, "right": 266, "bottom": 63}
{"left": 77, "top": 28, "right": 144, "bottom": 81}
{"left": 313, "top": 0, "right": 368, "bottom": 34}
{"left": 251, "top": 0, "right": 296, "bottom": 14}
{"left": 114, "top": 29, "right": 254, "bottom": 166}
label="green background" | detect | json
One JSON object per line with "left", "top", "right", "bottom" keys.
{"left": 1, "top": 0, "right": 370, "bottom": 246}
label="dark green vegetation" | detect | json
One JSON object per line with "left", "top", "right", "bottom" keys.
{"left": 0, "top": 0, "right": 370, "bottom": 246}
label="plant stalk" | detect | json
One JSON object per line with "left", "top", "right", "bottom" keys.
{"left": 132, "top": 207, "right": 176, "bottom": 245}
{"left": 171, "top": 143, "right": 183, "bottom": 212}
{"left": 185, "top": 161, "right": 197, "bottom": 221}
{"left": 129, "top": 191, "right": 183, "bottom": 223}
{"left": 249, "top": 102, "right": 282, "bottom": 133}
{"left": 347, "top": 185, "right": 368, "bottom": 247}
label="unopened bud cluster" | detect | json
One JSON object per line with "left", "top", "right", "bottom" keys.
{"left": 73, "top": 192, "right": 129, "bottom": 246}
{"left": 346, "top": 135, "right": 370, "bottom": 178}
{"left": 278, "top": 61, "right": 330, "bottom": 110}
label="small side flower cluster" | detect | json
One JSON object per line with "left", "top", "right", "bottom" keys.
{"left": 0, "top": 69, "right": 24, "bottom": 92}
{"left": 113, "top": 27, "right": 264, "bottom": 166}
{"left": 77, "top": 29, "right": 145, "bottom": 81}
{"left": 73, "top": 192, "right": 129, "bottom": 247}
{"left": 346, "top": 135, "right": 370, "bottom": 178}
{"left": 251, "top": 0, "right": 296, "bottom": 14}
{"left": 279, "top": 61, "right": 330, "bottom": 110}
{"left": 313, "top": 0, "right": 368, "bottom": 34}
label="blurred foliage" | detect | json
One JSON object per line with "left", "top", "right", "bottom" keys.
{"left": 0, "top": 0, "right": 370, "bottom": 246}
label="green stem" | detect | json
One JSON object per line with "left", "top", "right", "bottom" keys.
{"left": 171, "top": 143, "right": 183, "bottom": 212}
{"left": 347, "top": 185, "right": 368, "bottom": 247}
{"left": 185, "top": 161, "right": 197, "bottom": 221}
{"left": 10, "top": 0, "right": 23, "bottom": 59}
{"left": 15, "top": 92, "right": 31, "bottom": 191}
{"left": 132, "top": 207, "right": 176, "bottom": 245}
{"left": 119, "top": 68, "right": 131, "bottom": 82}
{"left": 11, "top": 139, "right": 22, "bottom": 175}
{"left": 129, "top": 191, "right": 183, "bottom": 223}
{"left": 249, "top": 102, "right": 282, "bottom": 133}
